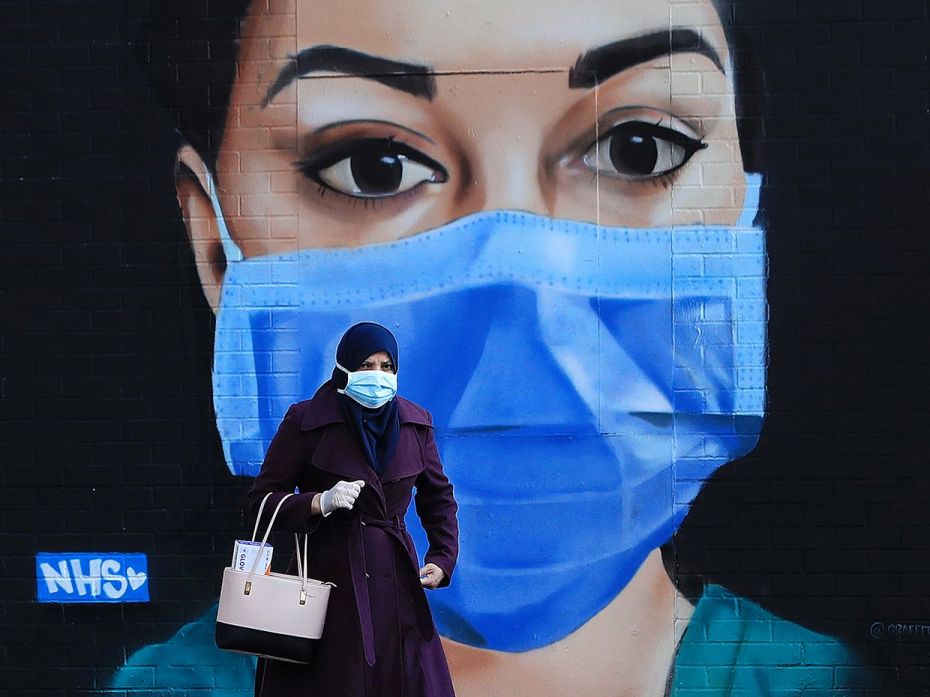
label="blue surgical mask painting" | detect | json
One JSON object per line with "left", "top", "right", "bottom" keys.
{"left": 210, "top": 174, "right": 766, "bottom": 652}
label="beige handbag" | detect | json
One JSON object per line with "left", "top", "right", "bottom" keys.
{"left": 215, "top": 492, "right": 334, "bottom": 663}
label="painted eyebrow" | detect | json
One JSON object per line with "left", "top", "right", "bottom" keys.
{"left": 262, "top": 45, "right": 436, "bottom": 107}
{"left": 568, "top": 29, "right": 725, "bottom": 89}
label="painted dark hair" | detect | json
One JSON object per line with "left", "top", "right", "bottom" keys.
{"left": 133, "top": 0, "right": 252, "bottom": 171}
{"left": 708, "top": 0, "right": 765, "bottom": 173}
{"left": 134, "top": 0, "right": 762, "bottom": 173}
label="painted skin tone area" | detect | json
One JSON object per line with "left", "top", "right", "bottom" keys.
{"left": 175, "top": 0, "right": 743, "bottom": 694}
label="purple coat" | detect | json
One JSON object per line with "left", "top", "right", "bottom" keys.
{"left": 248, "top": 382, "right": 459, "bottom": 697}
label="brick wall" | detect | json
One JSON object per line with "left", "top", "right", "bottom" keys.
{"left": 2, "top": 1, "right": 929, "bottom": 694}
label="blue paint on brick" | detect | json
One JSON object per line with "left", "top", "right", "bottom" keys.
{"left": 700, "top": 298, "right": 728, "bottom": 322}
{"left": 737, "top": 277, "right": 767, "bottom": 298}
{"left": 733, "top": 298, "right": 768, "bottom": 319}
{"left": 695, "top": 323, "right": 735, "bottom": 347}
{"left": 111, "top": 605, "right": 254, "bottom": 696}
{"left": 271, "top": 260, "right": 299, "bottom": 283}
{"left": 213, "top": 351, "right": 260, "bottom": 375}
{"left": 107, "top": 666, "right": 153, "bottom": 689}
{"left": 737, "top": 321, "right": 767, "bottom": 344}
{"left": 736, "top": 229, "right": 765, "bottom": 253}
{"left": 770, "top": 667, "right": 836, "bottom": 690}
{"left": 735, "top": 388, "right": 765, "bottom": 414}
{"left": 704, "top": 255, "right": 735, "bottom": 277}
{"left": 737, "top": 367, "right": 766, "bottom": 389}
{"left": 671, "top": 585, "right": 863, "bottom": 696}
{"left": 271, "top": 350, "right": 300, "bottom": 373}
{"left": 674, "top": 457, "right": 729, "bottom": 481}
{"left": 270, "top": 307, "right": 297, "bottom": 328}
{"left": 674, "top": 389, "right": 705, "bottom": 411}
{"left": 36, "top": 552, "right": 149, "bottom": 603}
{"left": 672, "top": 229, "right": 737, "bottom": 253}
{"left": 672, "top": 297, "right": 703, "bottom": 323}
{"left": 723, "top": 254, "right": 766, "bottom": 278}
{"left": 672, "top": 254, "right": 704, "bottom": 277}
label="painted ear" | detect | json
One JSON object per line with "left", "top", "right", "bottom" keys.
{"left": 175, "top": 145, "right": 226, "bottom": 314}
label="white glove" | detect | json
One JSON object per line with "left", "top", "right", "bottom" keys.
{"left": 320, "top": 480, "right": 365, "bottom": 517}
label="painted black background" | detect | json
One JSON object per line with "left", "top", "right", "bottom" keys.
{"left": 2, "top": 1, "right": 929, "bottom": 694}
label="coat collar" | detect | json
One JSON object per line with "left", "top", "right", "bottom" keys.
{"left": 299, "top": 381, "right": 431, "bottom": 432}
{"left": 302, "top": 383, "right": 430, "bottom": 514}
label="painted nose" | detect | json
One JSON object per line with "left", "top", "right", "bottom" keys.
{"left": 471, "top": 148, "right": 554, "bottom": 216}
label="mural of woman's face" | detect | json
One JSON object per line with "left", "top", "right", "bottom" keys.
{"left": 179, "top": 0, "right": 743, "bottom": 298}
{"left": 175, "top": 2, "right": 760, "bottom": 693}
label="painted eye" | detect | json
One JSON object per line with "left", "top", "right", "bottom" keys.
{"left": 583, "top": 121, "right": 706, "bottom": 180}
{"left": 299, "top": 138, "right": 448, "bottom": 198}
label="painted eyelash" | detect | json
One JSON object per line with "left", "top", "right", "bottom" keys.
{"left": 296, "top": 136, "right": 447, "bottom": 207}
{"left": 598, "top": 169, "right": 686, "bottom": 191}
{"left": 587, "top": 120, "right": 707, "bottom": 187}
{"left": 650, "top": 171, "right": 679, "bottom": 190}
{"left": 295, "top": 137, "right": 446, "bottom": 182}
{"left": 598, "top": 120, "right": 707, "bottom": 154}
{"left": 314, "top": 182, "right": 422, "bottom": 211}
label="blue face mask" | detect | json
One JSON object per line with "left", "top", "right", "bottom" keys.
{"left": 210, "top": 175, "right": 766, "bottom": 652}
{"left": 336, "top": 362, "right": 398, "bottom": 409}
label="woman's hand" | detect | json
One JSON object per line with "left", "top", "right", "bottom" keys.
{"left": 419, "top": 563, "right": 445, "bottom": 589}
{"left": 319, "top": 480, "right": 366, "bottom": 516}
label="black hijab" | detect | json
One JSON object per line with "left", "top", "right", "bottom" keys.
{"left": 331, "top": 322, "right": 400, "bottom": 476}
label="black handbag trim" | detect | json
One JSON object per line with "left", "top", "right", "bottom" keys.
{"left": 215, "top": 621, "right": 319, "bottom": 664}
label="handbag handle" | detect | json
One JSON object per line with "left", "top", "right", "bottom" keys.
{"left": 295, "top": 532, "right": 308, "bottom": 597}
{"left": 246, "top": 492, "right": 311, "bottom": 598}
{"left": 245, "top": 493, "right": 292, "bottom": 581}
{"left": 250, "top": 491, "right": 276, "bottom": 542}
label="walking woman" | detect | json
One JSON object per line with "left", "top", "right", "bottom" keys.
{"left": 248, "top": 322, "right": 459, "bottom": 697}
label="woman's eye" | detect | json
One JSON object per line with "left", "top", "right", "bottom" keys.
{"left": 298, "top": 138, "right": 448, "bottom": 199}
{"left": 583, "top": 121, "right": 707, "bottom": 180}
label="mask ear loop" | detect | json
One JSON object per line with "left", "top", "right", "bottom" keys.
{"left": 737, "top": 172, "right": 764, "bottom": 228}
{"left": 204, "top": 170, "right": 244, "bottom": 263}
{"left": 334, "top": 362, "right": 351, "bottom": 395}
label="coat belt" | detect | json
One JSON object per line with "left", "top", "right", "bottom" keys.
{"left": 326, "top": 513, "right": 436, "bottom": 666}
